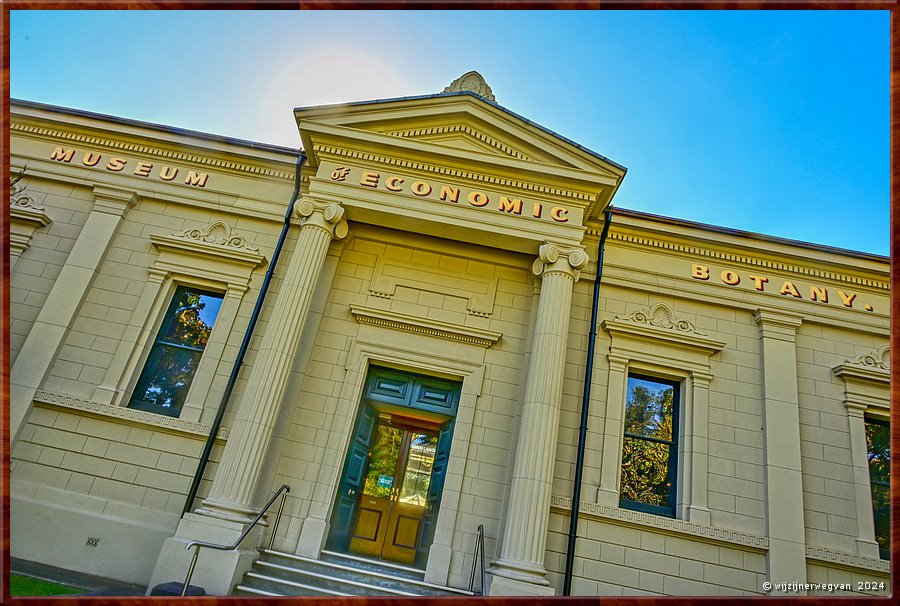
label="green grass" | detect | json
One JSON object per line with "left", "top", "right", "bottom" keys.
{"left": 10, "top": 574, "right": 87, "bottom": 596}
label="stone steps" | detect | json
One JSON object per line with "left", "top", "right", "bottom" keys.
{"left": 234, "top": 549, "right": 475, "bottom": 597}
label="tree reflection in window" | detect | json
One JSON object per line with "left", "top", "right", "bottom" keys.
{"left": 619, "top": 374, "right": 679, "bottom": 517}
{"left": 128, "top": 286, "right": 223, "bottom": 417}
{"left": 865, "top": 418, "right": 890, "bottom": 560}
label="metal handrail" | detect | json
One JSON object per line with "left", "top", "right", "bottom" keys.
{"left": 181, "top": 484, "right": 290, "bottom": 596}
{"left": 468, "top": 524, "right": 486, "bottom": 595}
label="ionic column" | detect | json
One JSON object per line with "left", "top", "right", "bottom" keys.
{"left": 196, "top": 198, "right": 347, "bottom": 522}
{"left": 754, "top": 309, "right": 807, "bottom": 595}
{"left": 490, "top": 243, "right": 588, "bottom": 596}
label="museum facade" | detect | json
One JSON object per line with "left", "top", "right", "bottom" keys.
{"left": 7, "top": 74, "right": 891, "bottom": 597}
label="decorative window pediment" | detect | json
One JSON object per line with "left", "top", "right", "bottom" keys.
{"left": 9, "top": 181, "right": 51, "bottom": 262}
{"left": 602, "top": 303, "right": 727, "bottom": 357}
{"left": 150, "top": 221, "right": 266, "bottom": 286}
{"left": 833, "top": 345, "right": 890, "bottom": 387}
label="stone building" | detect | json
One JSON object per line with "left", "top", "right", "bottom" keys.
{"left": 8, "top": 74, "right": 890, "bottom": 597}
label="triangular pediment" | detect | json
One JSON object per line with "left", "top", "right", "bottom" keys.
{"left": 295, "top": 86, "right": 627, "bottom": 224}
{"left": 295, "top": 92, "right": 624, "bottom": 178}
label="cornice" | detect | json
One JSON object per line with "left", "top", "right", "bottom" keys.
{"left": 312, "top": 144, "right": 593, "bottom": 203}
{"left": 33, "top": 389, "right": 229, "bottom": 440}
{"left": 805, "top": 546, "right": 890, "bottom": 574}
{"left": 11, "top": 122, "right": 294, "bottom": 180}
{"left": 550, "top": 496, "right": 768, "bottom": 551}
{"left": 349, "top": 304, "right": 502, "bottom": 348}
{"left": 381, "top": 124, "right": 532, "bottom": 161}
{"left": 602, "top": 231, "right": 889, "bottom": 291}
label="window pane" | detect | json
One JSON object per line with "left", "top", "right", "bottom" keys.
{"left": 866, "top": 419, "right": 890, "bottom": 485}
{"left": 130, "top": 345, "right": 202, "bottom": 414}
{"left": 620, "top": 435, "right": 673, "bottom": 508}
{"left": 363, "top": 424, "right": 403, "bottom": 499}
{"left": 624, "top": 377, "right": 675, "bottom": 441}
{"left": 865, "top": 418, "right": 890, "bottom": 559}
{"left": 159, "top": 287, "right": 223, "bottom": 348}
{"left": 398, "top": 432, "right": 437, "bottom": 506}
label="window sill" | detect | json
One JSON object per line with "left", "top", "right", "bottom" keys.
{"left": 32, "top": 388, "right": 229, "bottom": 440}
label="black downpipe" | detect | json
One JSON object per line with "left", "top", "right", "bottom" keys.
{"left": 562, "top": 210, "right": 612, "bottom": 595}
{"left": 182, "top": 152, "right": 305, "bottom": 515}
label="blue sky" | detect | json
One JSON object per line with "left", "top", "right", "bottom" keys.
{"left": 10, "top": 10, "right": 889, "bottom": 255}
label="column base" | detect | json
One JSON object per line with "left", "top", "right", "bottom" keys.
{"left": 194, "top": 497, "right": 259, "bottom": 524}
{"left": 596, "top": 487, "right": 619, "bottom": 508}
{"left": 686, "top": 505, "right": 711, "bottom": 526}
{"left": 295, "top": 516, "right": 328, "bottom": 558}
{"left": 489, "top": 574, "right": 555, "bottom": 596}
{"left": 855, "top": 537, "right": 881, "bottom": 559}
{"left": 147, "top": 513, "right": 263, "bottom": 596}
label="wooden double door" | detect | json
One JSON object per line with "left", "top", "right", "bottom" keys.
{"left": 349, "top": 418, "right": 439, "bottom": 564}
{"left": 327, "top": 367, "right": 459, "bottom": 567}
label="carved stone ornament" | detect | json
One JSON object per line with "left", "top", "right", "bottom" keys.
{"left": 177, "top": 221, "right": 259, "bottom": 252}
{"left": 616, "top": 302, "right": 702, "bottom": 335}
{"left": 532, "top": 243, "right": 589, "bottom": 280}
{"left": 847, "top": 345, "right": 890, "bottom": 371}
{"left": 294, "top": 198, "right": 348, "bottom": 239}
{"left": 443, "top": 71, "right": 497, "bottom": 102}
{"left": 9, "top": 179, "right": 43, "bottom": 211}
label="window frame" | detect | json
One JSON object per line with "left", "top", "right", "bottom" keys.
{"left": 864, "top": 416, "right": 890, "bottom": 561}
{"left": 127, "top": 284, "right": 225, "bottom": 418}
{"left": 619, "top": 372, "right": 681, "bottom": 518}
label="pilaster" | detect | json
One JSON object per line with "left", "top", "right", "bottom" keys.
{"left": 10, "top": 185, "right": 137, "bottom": 444}
{"left": 753, "top": 309, "right": 807, "bottom": 595}
{"left": 489, "top": 242, "right": 587, "bottom": 595}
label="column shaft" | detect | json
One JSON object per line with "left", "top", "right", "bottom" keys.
{"left": 198, "top": 200, "right": 346, "bottom": 521}
{"left": 491, "top": 244, "right": 587, "bottom": 593}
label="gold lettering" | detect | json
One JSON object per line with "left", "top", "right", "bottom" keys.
{"left": 468, "top": 191, "right": 490, "bottom": 207}
{"left": 411, "top": 181, "right": 432, "bottom": 196}
{"left": 106, "top": 158, "right": 127, "bottom": 172}
{"left": 386, "top": 177, "right": 404, "bottom": 191}
{"left": 838, "top": 291, "right": 857, "bottom": 308}
{"left": 779, "top": 281, "right": 801, "bottom": 298}
{"left": 532, "top": 202, "right": 543, "bottom": 218}
{"left": 691, "top": 265, "right": 710, "bottom": 280}
{"left": 184, "top": 171, "right": 209, "bottom": 187}
{"left": 749, "top": 275, "right": 768, "bottom": 291}
{"left": 498, "top": 196, "right": 523, "bottom": 215}
{"left": 439, "top": 186, "right": 460, "bottom": 203}
{"left": 551, "top": 207, "right": 569, "bottom": 222}
{"left": 82, "top": 152, "right": 101, "bottom": 167}
{"left": 809, "top": 285, "right": 828, "bottom": 303}
{"left": 50, "top": 147, "right": 75, "bottom": 162}
{"left": 330, "top": 167, "right": 351, "bottom": 181}
{"left": 159, "top": 166, "right": 179, "bottom": 181}
{"left": 360, "top": 171, "right": 380, "bottom": 188}
{"left": 721, "top": 270, "right": 740, "bottom": 285}
{"left": 134, "top": 162, "right": 153, "bottom": 177}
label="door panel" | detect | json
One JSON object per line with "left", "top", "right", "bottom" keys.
{"left": 349, "top": 495, "right": 391, "bottom": 557}
{"left": 381, "top": 502, "right": 425, "bottom": 564}
{"left": 327, "top": 405, "right": 378, "bottom": 551}
{"left": 416, "top": 419, "right": 454, "bottom": 566}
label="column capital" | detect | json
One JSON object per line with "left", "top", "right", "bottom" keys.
{"left": 753, "top": 308, "right": 803, "bottom": 342}
{"left": 294, "top": 197, "right": 348, "bottom": 239}
{"left": 91, "top": 185, "right": 139, "bottom": 216}
{"left": 531, "top": 242, "right": 588, "bottom": 281}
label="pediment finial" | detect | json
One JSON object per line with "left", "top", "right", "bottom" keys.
{"left": 443, "top": 71, "right": 496, "bottom": 102}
